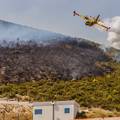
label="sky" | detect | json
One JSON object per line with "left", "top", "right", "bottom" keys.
{"left": 0, "top": 0, "right": 119, "bottom": 45}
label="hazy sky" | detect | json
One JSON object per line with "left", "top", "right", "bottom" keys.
{"left": 0, "top": 0, "right": 119, "bottom": 44}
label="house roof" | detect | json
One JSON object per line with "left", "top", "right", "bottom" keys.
{"left": 33, "top": 100, "right": 80, "bottom": 107}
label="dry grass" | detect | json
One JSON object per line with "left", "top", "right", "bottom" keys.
{"left": 76, "top": 117, "right": 120, "bottom": 120}
{"left": 0, "top": 103, "right": 32, "bottom": 120}
{"left": 85, "top": 108, "right": 120, "bottom": 118}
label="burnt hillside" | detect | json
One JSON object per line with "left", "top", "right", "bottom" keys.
{"left": 0, "top": 38, "right": 111, "bottom": 83}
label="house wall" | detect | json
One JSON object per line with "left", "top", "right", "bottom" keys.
{"left": 74, "top": 103, "right": 80, "bottom": 118}
{"left": 55, "top": 104, "right": 74, "bottom": 120}
{"left": 33, "top": 105, "right": 53, "bottom": 120}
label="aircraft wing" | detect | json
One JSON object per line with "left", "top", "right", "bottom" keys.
{"left": 96, "top": 22, "right": 111, "bottom": 31}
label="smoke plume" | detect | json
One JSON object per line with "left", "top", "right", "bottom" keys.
{"left": 106, "top": 16, "right": 120, "bottom": 49}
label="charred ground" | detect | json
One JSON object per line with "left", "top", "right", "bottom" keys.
{"left": 0, "top": 38, "right": 112, "bottom": 83}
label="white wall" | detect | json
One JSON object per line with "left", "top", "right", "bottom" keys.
{"left": 55, "top": 104, "right": 74, "bottom": 120}
{"left": 74, "top": 103, "right": 80, "bottom": 118}
{"left": 33, "top": 105, "right": 53, "bottom": 120}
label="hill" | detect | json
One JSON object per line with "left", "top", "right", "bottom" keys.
{"left": 0, "top": 20, "right": 112, "bottom": 83}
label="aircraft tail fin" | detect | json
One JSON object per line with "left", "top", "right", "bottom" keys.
{"left": 73, "top": 11, "right": 80, "bottom": 16}
{"left": 73, "top": 11, "right": 76, "bottom": 16}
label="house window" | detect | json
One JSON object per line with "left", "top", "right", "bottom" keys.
{"left": 64, "top": 108, "right": 70, "bottom": 113}
{"left": 35, "top": 109, "right": 42, "bottom": 115}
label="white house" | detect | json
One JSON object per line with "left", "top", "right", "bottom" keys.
{"left": 33, "top": 100, "right": 80, "bottom": 120}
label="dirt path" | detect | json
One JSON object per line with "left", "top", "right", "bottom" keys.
{"left": 76, "top": 117, "right": 120, "bottom": 120}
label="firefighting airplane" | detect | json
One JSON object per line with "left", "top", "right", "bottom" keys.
{"left": 73, "top": 11, "right": 111, "bottom": 31}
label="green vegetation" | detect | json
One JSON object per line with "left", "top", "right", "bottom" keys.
{"left": 0, "top": 62, "right": 120, "bottom": 111}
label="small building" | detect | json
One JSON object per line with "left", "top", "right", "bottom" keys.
{"left": 33, "top": 100, "right": 80, "bottom": 120}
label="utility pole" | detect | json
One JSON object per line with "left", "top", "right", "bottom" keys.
{"left": 51, "top": 101, "right": 55, "bottom": 120}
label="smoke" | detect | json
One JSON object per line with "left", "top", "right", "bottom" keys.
{"left": 105, "top": 16, "right": 120, "bottom": 49}
{"left": 0, "top": 20, "right": 65, "bottom": 43}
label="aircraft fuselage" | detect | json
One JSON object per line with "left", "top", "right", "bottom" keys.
{"left": 85, "top": 21, "right": 95, "bottom": 26}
